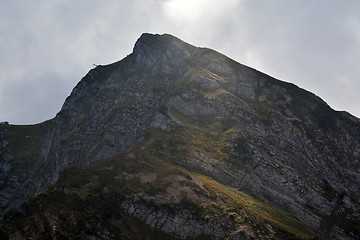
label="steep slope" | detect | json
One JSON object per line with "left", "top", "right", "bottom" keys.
{"left": 151, "top": 47, "right": 360, "bottom": 238}
{"left": 0, "top": 122, "right": 52, "bottom": 218}
{"left": 1, "top": 33, "right": 360, "bottom": 239}
{"left": 1, "top": 33, "right": 197, "bottom": 219}
{"left": 0, "top": 145, "right": 318, "bottom": 239}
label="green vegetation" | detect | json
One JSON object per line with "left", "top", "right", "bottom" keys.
{"left": 246, "top": 100, "right": 277, "bottom": 120}
{"left": 0, "top": 123, "right": 47, "bottom": 163}
{"left": 0, "top": 122, "right": 50, "bottom": 182}
{"left": 0, "top": 130, "right": 319, "bottom": 239}
{"left": 195, "top": 174, "right": 319, "bottom": 239}
{"left": 0, "top": 152, "right": 187, "bottom": 239}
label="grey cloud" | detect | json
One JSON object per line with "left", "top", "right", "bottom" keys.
{"left": 0, "top": 0, "right": 359, "bottom": 124}
{"left": 207, "top": 1, "right": 360, "bottom": 117}
{"left": 0, "top": 71, "right": 71, "bottom": 124}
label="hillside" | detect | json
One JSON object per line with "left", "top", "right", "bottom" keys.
{"left": 1, "top": 33, "right": 360, "bottom": 239}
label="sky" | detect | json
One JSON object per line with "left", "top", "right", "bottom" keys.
{"left": 0, "top": 0, "right": 359, "bottom": 125}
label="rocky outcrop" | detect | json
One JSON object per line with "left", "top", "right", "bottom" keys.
{"left": 120, "top": 200, "right": 226, "bottom": 239}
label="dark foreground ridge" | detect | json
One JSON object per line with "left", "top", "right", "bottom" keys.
{"left": 1, "top": 33, "right": 359, "bottom": 239}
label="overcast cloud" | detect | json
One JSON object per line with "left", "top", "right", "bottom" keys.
{"left": 0, "top": 0, "right": 359, "bottom": 124}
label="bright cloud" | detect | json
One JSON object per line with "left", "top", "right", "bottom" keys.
{"left": 161, "top": 0, "right": 239, "bottom": 24}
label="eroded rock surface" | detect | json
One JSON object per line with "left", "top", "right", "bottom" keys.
{"left": 1, "top": 33, "right": 359, "bottom": 239}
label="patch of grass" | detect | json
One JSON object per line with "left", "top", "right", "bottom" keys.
{"left": 145, "top": 103, "right": 245, "bottom": 164}
{"left": 195, "top": 174, "right": 319, "bottom": 239}
{"left": 246, "top": 100, "right": 276, "bottom": 120}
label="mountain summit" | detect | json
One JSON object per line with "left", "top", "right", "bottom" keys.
{"left": 1, "top": 33, "right": 360, "bottom": 239}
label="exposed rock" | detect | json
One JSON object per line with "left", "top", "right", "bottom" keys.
{"left": 1, "top": 33, "right": 359, "bottom": 239}
{"left": 120, "top": 200, "right": 226, "bottom": 239}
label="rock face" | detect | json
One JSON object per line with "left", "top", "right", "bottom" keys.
{"left": 120, "top": 200, "right": 226, "bottom": 239}
{"left": 1, "top": 33, "right": 360, "bottom": 239}
{"left": 0, "top": 34, "right": 196, "bottom": 219}
{"left": 50, "top": 33, "right": 195, "bottom": 165}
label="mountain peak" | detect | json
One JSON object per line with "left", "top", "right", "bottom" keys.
{"left": 134, "top": 33, "right": 177, "bottom": 48}
{"left": 133, "top": 33, "right": 173, "bottom": 53}
{"left": 132, "top": 33, "right": 196, "bottom": 58}
{"left": 137, "top": 32, "right": 175, "bottom": 42}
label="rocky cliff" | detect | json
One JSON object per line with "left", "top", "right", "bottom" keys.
{"left": 1, "top": 33, "right": 359, "bottom": 239}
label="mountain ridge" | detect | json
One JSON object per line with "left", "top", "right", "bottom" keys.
{"left": 1, "top": 33, "right": 360, "bottom": 239}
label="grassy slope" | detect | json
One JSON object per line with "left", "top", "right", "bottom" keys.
{"left": 0, "top": 128, "right": 319, "bottom": 239}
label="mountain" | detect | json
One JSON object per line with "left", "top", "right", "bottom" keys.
{"left": 1, "top": 33, "right": 360, "bottom": 239}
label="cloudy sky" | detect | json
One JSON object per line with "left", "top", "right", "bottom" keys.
{"left": 1, "top": 0, "right": 359, "bottom": 124}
